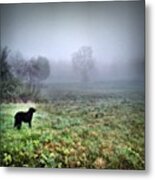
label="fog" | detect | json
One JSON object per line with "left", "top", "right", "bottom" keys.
{"left": 0, "top": 1, "right": 145, "bottom": 83}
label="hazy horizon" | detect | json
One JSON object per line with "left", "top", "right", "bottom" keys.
{"left": 0, "top": 1, "right": 145, "bottom": 82}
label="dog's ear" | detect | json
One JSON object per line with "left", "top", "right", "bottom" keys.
{"left": 29, "top": 107, "right": 36, "bottom": 112}
{"left": 32, "top": 108, "right": 36, "bottom": 112}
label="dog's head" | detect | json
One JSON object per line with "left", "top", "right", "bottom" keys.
{"left": 29, "top": 107, "right": 36, "bottom": 113}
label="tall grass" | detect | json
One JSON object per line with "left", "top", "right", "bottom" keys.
{"left": 0, "top": 88, "right": 145, "bottom": 169}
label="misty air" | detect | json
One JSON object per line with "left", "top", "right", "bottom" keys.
{"left": 0, "top": 1, "right": 145, "bottom": 169}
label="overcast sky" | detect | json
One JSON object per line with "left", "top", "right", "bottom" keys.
{"left": 1, "top": 1, "right": 144, "bottom": 64}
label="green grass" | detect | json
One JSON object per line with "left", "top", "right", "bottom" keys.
{"left": 0, "top": 88, "right": 145, "bottom": 169}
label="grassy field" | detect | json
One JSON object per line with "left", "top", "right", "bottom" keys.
{"left": 0, "top": 82, "right": 145, "bottom": 169}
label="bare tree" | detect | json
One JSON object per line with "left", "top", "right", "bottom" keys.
{"left": 27, "top": 56, "right": 50, "bottom": 85}
{"left": 8, "top": 52, "right": 50, "bottom": 102}
{"left": 72, "top": 46, "right": 95, "bottom": 82}
{"left": 10, "top": 54, "right": 50, "bottom": 85}
{"left": 9, "top": 52, "right": 27, "bottom": 82}
{"left": 35, "top": 56, "right": 50, "bottom": 81}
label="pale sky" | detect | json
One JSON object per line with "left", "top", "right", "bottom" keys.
{"left": 1, "top": 1, "right": 144, "bottom": 64}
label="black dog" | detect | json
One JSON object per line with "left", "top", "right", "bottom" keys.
{"left": 14, "top": 107, "right": 36, "bottom": 130}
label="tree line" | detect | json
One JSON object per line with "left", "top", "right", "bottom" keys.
{"left": 0, "top": 47, "right": 51, "bottom": 102}
{"left": 0, "top": 46, "right": 95, "bottom": 103}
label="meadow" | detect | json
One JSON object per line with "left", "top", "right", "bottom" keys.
{"left": 0, "top": 82, "right": 145, "bottom": 169}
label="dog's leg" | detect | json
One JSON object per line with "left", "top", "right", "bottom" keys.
{"left": 17, "top": 123, "right": 22, "bottom": 130}
{"left": 29, "top": 121, "right": 32, "bottom": 128}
